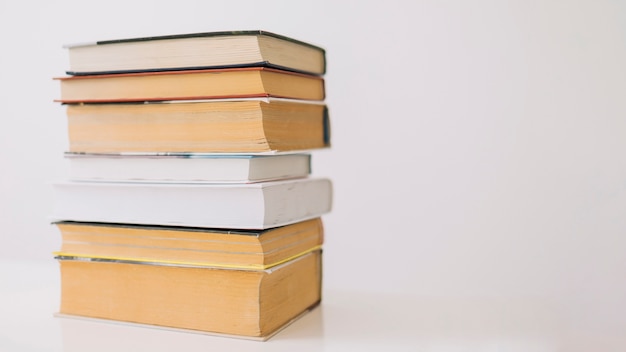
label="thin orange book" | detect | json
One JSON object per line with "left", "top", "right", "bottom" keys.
{"left": 54, "top": 219, "right": 324, "bottom": 270}
{"left": 55, "top": 67, "right": 325, "bottom": 103}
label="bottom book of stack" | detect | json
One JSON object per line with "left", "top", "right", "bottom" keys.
{"left": 53, "top": 218, "right": 324, "bottom": 340}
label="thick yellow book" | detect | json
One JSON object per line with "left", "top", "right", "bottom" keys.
{"left": 56, "top": 250, "right": 322, "bottom": 340}
{"left": 55, "top": 67, "right": 325, "bottom": 103}
{"left": 64, "top": 98, "right": 330, "bottom": 153}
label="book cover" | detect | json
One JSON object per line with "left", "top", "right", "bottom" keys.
{"left": 55, "top": 67, "right": 325, "bottom": 103}
{"left": 65, "top": 30, "right": 326, "bottom": 76}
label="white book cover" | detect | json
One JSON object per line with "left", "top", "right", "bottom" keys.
{"left": 51, "top": 178, "right": 332, "bottom": 230}
{"left": 66, "top": 153, "right": 312, "bottom": 184}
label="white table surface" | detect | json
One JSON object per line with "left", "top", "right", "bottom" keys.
{"left": 2, "top": 259, "right": 625, "bottom": 352}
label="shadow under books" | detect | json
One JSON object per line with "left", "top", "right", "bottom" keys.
{"left": 58, "top": 305, "right": 325, "bottom": 351}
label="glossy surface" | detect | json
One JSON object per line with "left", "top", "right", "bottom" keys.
{"left": 2, "top": 260, "right": 625, "bottom": 352}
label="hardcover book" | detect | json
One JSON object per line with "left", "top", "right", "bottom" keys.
{"left": 55, "top": 67, "right": 325, "bottom": 103}
{"left": 65, "top": 30, "right": 326, "bottom": 76}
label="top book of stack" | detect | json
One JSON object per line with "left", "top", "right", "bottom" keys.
{"left": 63, "top": 30, "right": 326, "bottom": 76}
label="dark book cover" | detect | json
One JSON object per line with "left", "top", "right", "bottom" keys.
{"left": 65, "top": 30, "right": 326, "bottom": 76}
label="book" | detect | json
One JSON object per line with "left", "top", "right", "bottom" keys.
{"left": 55, "top": 67, "right": 325, "bottom": 103}
{"left": 56, "top": 250, "right": 322, "bottom": 339}
{"left": 64, "top": 98, "right": 330, "bottom": 153}
{"left": 51, "top": 178, "right": 333, "bottom": 229}
{"left": 65, "top": 153, "right": 312, "bottom": 183}
{"left": 52, "top": 29, "right": 332, "bottom": 341}
{"left": 54, "top": 218, "right": 324, "bottom": 269}
{"left": 64, "top": 30, "right": 326, "bottom": 76}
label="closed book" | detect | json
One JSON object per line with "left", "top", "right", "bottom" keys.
{"left": 54, "top": 218, "right": 324, "bottom": 270}
{"left": 51, "top": 178, "right": 333, "bottom": 230}
{"left": 65, "top": 30, "right": 326, "bottom": 76}
{"left": 56, "top": 250, "right": 322, "bottom": 340}
{"left": 55, "top": 67, "right": 325, "bottom": 103}
{"left": 65, "top": 153, "right": 312, "bottom": 184}
{"left": 64, "top": 98, "right": 330, "bottom": 153}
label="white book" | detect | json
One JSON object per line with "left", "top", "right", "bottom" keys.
{"left": 66, "top": 153, "right": 311, "bottom": 184}
{"left": 51, "top": 178, "right": 332, "bottom": 230}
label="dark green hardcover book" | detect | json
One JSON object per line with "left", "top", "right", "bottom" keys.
{"left": 65, "top": 30, "right": 326, "bottom": 76}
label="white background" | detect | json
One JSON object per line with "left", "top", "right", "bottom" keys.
{"left": 1, "top": 0, "right": 626, "bottom": 350}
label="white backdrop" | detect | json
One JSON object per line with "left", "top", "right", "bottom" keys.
{"left": 1, "top": 0, "right": 626, "bottom": 331}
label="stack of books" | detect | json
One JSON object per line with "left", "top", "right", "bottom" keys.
{"left": 51, "top": 30, "right": 332, "bottom": 340}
